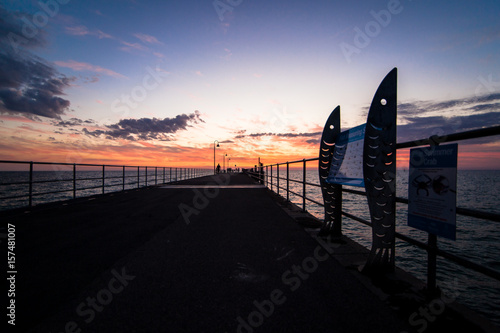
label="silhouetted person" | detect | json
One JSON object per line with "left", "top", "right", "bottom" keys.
{"left": 216, "top": 164, "right": 221, "bottom": 174}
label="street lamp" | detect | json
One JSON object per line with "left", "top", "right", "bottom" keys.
{"left": 213, "top": 140, "right": 219, "bottom": 174}
{"left": 223, "top": 153, "right": 227, "bottom": 173}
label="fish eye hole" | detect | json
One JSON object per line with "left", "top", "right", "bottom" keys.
{"left": 380, "top": 99, "right": 387, "bottom": 106}
{"left": 330, "top": 125, "right": 334, "bottom": 130}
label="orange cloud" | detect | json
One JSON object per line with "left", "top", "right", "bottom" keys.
{"left": 54, "top": 60, "right": 126, "bottom": 78}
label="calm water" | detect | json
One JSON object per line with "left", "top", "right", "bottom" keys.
{"left": 0, "top": 169, "right": 212, "bottom": 210}
{"left": 1, "top": 169, "right": 499, "bottom": 325}
{"left": 270, "top": 168, "right": 500, "bottom": 326}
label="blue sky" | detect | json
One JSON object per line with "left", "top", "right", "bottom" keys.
{"left": 0, "top": 0, "right": 499, "bottom": 168}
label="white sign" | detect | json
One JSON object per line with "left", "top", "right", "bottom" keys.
{"left": 408, "top": 144, "right": 458, "bottom": 240}
{"left": 326, "top": 123, "right": 365, "bottom": 187}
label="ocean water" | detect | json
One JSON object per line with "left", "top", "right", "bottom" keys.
{"left": 0, "top": 169, "right": 212, "bottom": 210}
{"left": 269, "top": 168, "right": 500, "bottom": 326}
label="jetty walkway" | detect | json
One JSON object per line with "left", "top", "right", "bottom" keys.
{"left": 4, "top": 173, "right": 490, "bottom": 332}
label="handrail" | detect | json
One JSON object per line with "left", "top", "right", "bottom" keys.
{"left": 0, "top": 161, "right": 211, "bottom": 210}
{"left": 245, "top": 125, "right": 500, "bottom": 285}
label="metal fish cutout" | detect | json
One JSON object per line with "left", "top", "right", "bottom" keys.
{"left": 363, "top": 67, "right": 397, "bottom": 272}
{"left": 318, "top": 106, "right": 342, "bottom": 237}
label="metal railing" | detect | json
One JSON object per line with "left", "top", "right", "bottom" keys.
{"left": 0, "top": 161, "right": 211, "bottom": 210}
{"left": 245, "top": 125, "right": 500, "bottom": 287}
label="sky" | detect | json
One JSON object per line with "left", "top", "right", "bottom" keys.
{"left": 0, "top": 0, "right": 499, "bottom": 170}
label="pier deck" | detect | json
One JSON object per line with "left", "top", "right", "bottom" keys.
{"left": 4, "top": 174, "right": 491, "bottom": 332}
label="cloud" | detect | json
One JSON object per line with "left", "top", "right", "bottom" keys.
{"left": 397, "top": 111, "right": 500, "bottom": 144}
{"left": 0, "top": 6, "right": 47, "bottom": 52}
{"left": 0, "top": 6, "right": 75, "bottom": 119}
{"left": 65, "top": 25, "right": 113, "bottom": 39}
{"left": 153, "top": 52, "right": 165, "bottom": 59}
{"left": 235, "top": 132, "right": 321, "bottom": 139}
{"left": 65, "top": 25, "right": 90, "bottom": 36}
{"left": 0, "top": 53, "right": 74, "bottom": 119}
{"left": 396, "top": 93, "right": 500, "bottom": 141}
{"left": 54, "top": 117, "right": 96, "bottom": 127}
{"left": 233, "top": 93, "right": 499, "bottom": 148}
{"left": 221, "top": 48, "right": 232, "bottom": 60}
{"left": 133, "top": 33, "right": 163, "bottom": 45}
{"left": 477, "top": 26, "right": 500, "bottom": 46}
{"left": 54, "top": 60, "right": 126, "bottom": 78}
{"left": 84, "top": 111, "right": 204, "bottom": 141}
{"left": 120, "top": 40, "right": 149, "bottom": 53}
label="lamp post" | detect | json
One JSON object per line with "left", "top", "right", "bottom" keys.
{"left": 213, "top": 140, "right": 219, "bottom": 174}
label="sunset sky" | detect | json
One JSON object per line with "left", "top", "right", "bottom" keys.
{"left": 0, "top": 0, "right": 499, "bottom": 170}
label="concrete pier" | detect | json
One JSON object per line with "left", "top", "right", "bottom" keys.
{"left": 3, "top": 174, "right": 494, "bottom": 332}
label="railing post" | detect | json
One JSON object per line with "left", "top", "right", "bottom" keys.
{"left": 145, "top": 166, "right": 148, "bottom": 186}
{"left": 277, "top": 164, "right": 280, "bottom": 196}
{"left": 137, "top": 166, "right": 140, "bottom": 188}
{"left": 170, "top": 167, "right": 172, "bottom": 183}
{"left": 266, "top": 165, "right": 268, "bottom": 187}
{"left": 73, "top": 164, "right": 77, "bottom": 199}
{"left": 123, "top": 166, "right": 125, "bottom": 191}
{"left": 302, "top": 159, "right": 306, "bottom": 212}
{"left": 270, "top": 165, "right": 273, "bottom": 192}
{"left": 163, "top": 167, "right": 166, "bottom": 184}
{"left": 155, "top": 167, "right": 158, "bottom": 185}
{"left": 29, "top": 161, "right": 33, "bottom": 208}
{"left": 428, "top": 233, "right": 438, "bottom": 295}
{"left": 102, "top": 165, "right": 105, "bottom": 194}
{"left": 286, "top": 162, "right": 289, "bottom": 202}
{"left": 427, "top": 140, "right": 439, "bottom": 294}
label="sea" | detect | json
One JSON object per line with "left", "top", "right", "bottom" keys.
{"left": 0, "top": 168, "right": 499, "bottom": 326}
{"left": 0, "top": 169, "right": 212, "bottom": 210}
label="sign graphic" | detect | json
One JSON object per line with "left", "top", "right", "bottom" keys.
{"left": 408, "top": 144, "right": 458, "bottom": 240}
{"left": 326, "top": 123, "right": 365, "bottom": 187}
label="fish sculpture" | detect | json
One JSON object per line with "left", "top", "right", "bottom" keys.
{"left": 363, "top": 67, "right": 398, "bottom": 271}
{"left": 318, "top": 106, "right": 342, "bottom": 237}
